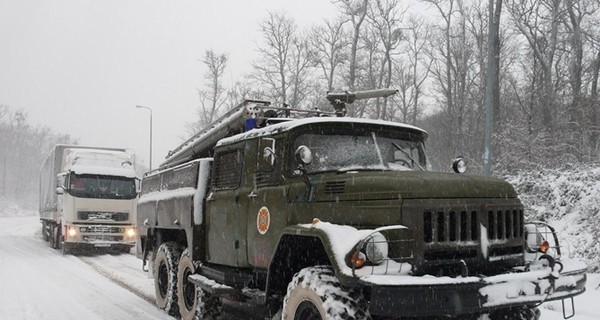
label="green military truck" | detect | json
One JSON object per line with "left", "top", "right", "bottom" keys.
{"left": 136, "top": 90, "right": 587, "bottom": 320}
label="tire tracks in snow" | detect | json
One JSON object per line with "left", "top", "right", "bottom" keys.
{"left": 79, "top": 256, "right": 156, "bottom": 305}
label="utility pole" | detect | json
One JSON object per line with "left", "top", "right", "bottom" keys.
{"left": 135, "top": 105, "right": 153, "bottom": 170}
{"left": 483, "top": 0, "right": 496, "bottom": 176}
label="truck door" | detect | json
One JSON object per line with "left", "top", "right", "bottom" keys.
{"left": 205, "top": 144, "right": 248, "bottom": 267}
{"left": 245, "top": 137, "right": 286, "bottom": 269}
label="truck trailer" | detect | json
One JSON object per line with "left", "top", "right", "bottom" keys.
{"left": 137, "top": 90, "right": 587, "bottom": 320}
{"left": 39, "top": 145, "right": 138, "bottom": 254}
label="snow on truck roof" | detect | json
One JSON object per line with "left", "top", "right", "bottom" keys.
{"left": 216, "top": 117, "right": 428, "bottom": 147}
{"left": 64, "top": 148, "right": 136, "bottom": 178}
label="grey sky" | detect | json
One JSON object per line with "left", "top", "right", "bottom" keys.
{"left": 0, "top": 0, "right": 337, "bottom": 169}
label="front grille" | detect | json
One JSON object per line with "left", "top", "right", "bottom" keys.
{"left": 83, "top": 235, "right": 124, "bottom": 242}
{"left": 324, "top": 181, "right": 346, "bottom": 194}
{"left": 424, "top": 208, "right": 524, "bottom": 244}
{"left": 79, "top": 226, "right": 125, "bottom": 234}
{"left": 424, "top": 210, "right": 478, "bottom": 243}
{"left": 487, "top": 210, "right": 523, "bottom": 240}
{"left": 78, "top": 211, "right": 129, "bottom": 221}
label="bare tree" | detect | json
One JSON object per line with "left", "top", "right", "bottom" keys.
{"left": 288, "top": 35, "right": 315, "bottom": 108}
{"left": 187, "top": 49, "right": 228, "bottom": 135}
{"left": 506, "top": 0, "right": 562, "bottom": 131}
{"left": 368, "top": 0, "right": 405, "bottom": 120}
{"left": 251, "top": 11, "right": 296, "bottom": 105}
{"left": 397, "top": 15, "right": 432, "bottom": 125}
{"left": 309, "top": 18, "right": 348, "bottom": 92}
{"left": 335, "top": 0, "right": 369, "bottom": 92}
{"left": 0, "top": 106, "right": 76, "bottom": 201}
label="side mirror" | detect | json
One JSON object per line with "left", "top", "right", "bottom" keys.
{"left": 263, "top": 147, "right": 276, "bottom": 166}
{"left": 55, "top": 187, "right": 64, "bottom": 195}
{"left": 452, "top": 157, "right": 466, "bottom": 173}
{"left": 295, "top": 146, "right": 313, "bottom": 165}
{"left": 258, "top": 138, "right": 276, "bottom": 171}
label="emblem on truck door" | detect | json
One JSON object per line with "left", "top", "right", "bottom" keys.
{"left": 257, "top": 206, "right": 270, "bottom": 235}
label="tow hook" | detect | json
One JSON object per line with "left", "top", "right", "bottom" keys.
{"left": 534, "top": 254, "right": 559, "bottom": 306}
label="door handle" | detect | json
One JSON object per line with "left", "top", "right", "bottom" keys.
{"left": 143, "top": 218, "right": 150, "bottom": 227}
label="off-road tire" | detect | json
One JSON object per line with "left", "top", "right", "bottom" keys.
{"left": 154, "top": 241, "right": 183, "bottom": 315}
{"left": 177, "top": 248, "right": 222, "bottom": 320}
{"left": 282, "top": 265, "right": 370, "bottom": 320}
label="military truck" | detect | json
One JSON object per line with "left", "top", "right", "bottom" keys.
{"left": 136, "top": 90, "right": 587, "bottom": 320}
{"left": 40, "top": 145, "right": 138, "bottom": 254}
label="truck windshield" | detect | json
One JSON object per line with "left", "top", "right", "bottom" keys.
{"left": 292, "top": 128, "right": 427, "bottom": 174}
{"left": 68, "top": 174, "right": 137, "bottom": 199}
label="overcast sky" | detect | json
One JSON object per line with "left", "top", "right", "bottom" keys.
{"left": 0, "top": 0, "right": 337, "bottom": 170}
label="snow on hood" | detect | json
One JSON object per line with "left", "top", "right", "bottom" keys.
{"left": 64, "top": 148, "right": 136, "bottom": 178}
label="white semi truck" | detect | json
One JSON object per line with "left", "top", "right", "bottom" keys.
{"left": 39, "top": 145, "right": 138, "bottom": 254}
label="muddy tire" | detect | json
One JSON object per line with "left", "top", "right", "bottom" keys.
{"left": 282, "top": 265, "right": 370, "bottom": 320}
{"left": 177, "top": 248, "right": 222, "bottom": 320}
{"left": 154, "top": 241, "right": 183, "bottom": 315}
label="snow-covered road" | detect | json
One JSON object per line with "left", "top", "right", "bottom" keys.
{"left": 0, "top": 216, "right": 172, "bottom": 319}
{"left": 0, "top": 215, "right": 598, "bottom": 319}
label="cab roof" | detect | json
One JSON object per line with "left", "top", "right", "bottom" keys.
{"left": 216, "top": 117, "right": 428, "bottom": 147}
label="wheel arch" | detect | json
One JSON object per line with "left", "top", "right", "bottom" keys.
{"left": 145, "top": 228, "right": 188, "bottom": 257}
{"left": 265, "top": 226, "right": 351, "bottom": 314}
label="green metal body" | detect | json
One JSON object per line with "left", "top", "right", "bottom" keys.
{"left": 136, "top": 116, "right": 586, "bottom": 318}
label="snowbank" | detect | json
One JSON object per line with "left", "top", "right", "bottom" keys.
{"left": 0, "top": 197, "right": 37, "bottom": 218}
{"left": 506, "top": 166, "right": 600, "bottom": 272}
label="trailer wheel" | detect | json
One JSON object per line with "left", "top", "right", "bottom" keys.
{"left": 282, "top": 266, "right": 370, "bottom": 320}
{"left": 154, "top": 241, "right": 183, "bottom": 315}
{"left": 177, "top": 248, "right": 222, "bottom": 320}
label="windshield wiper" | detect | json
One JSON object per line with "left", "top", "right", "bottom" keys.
{"left": 392, "top": 142, "right": 425, "bottom": 171}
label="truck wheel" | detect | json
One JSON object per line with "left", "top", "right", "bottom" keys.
{"left": 50, "top": 225, "right": 61, "bottom": 249}
{"left": 177, "top": 248, "right": 222, "bottom": 320}
{"left": 42, "top": 222, "right": 49, "bottom": 242}
{"left": 61, "top": 242, "right": 70, "bottom": 255}
{"left": 282, "top": 266, "right": 370, "bottom": 320}
{"left": 154, "top": 241, "right": 183, "bottom": 315}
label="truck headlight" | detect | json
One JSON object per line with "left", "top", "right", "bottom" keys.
{"left": 68, "top": 227, "right": 78, "bottom": 237}
{"left": 364, "top": 232, "right": 388, "bottom": 264}
{"left": 126, "top": 227, "right": 136, "bottom": 237}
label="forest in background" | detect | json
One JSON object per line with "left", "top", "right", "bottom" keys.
{"left": 2, "top": 0, "right": 600, "bottom": 205}
{"left": 189, "top": 0, "right": 600, "bottom": 173}
{"left": 0, "top": 106, "right": 76, "bottom": 205}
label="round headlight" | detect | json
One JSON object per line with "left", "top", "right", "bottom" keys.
{"left": 364, "top": 232, "right": 388, "bottom": 264}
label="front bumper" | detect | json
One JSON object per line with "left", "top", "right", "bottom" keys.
{"left": 63, "top": 224, "right": 136, "bottom": 247}
{"left": 362, "top": 259, "right": 587, "bottom": 317}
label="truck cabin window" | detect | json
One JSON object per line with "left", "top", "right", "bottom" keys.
{"left": 292, "top": 127, "right": 427, "bottom": 174}
{"left": 68, "top": 174, "right": 137, "bottom": 199}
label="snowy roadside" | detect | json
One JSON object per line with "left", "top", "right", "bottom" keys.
{"left": 0, "top": 197, "right": 37, "bottom": 218}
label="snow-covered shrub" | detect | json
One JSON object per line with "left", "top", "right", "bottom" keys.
{"left": 505, "top": 166, "right": 600, "bottom": 272}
